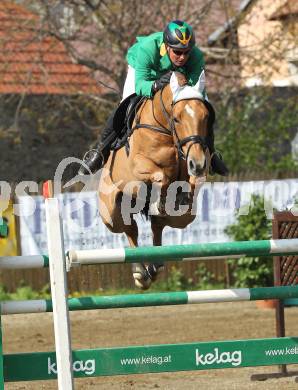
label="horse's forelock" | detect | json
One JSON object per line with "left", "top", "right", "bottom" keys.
{"left": 175, "top": 72, "right": 187, "bottom": 87}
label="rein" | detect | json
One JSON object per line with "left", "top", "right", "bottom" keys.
{"left": 132, "top": 87, "right": 207, "bottom": 163}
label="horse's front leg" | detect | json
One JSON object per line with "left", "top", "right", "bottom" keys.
{"left": 126, "top": 218, "right": 155, "bottom": 290}
{"left": 145, "top": 218, "right": 165, "bottom": 284}
{"left": 174, "top": 175, "right": 206, "bottom": 214}
{"left": 131, "top": 154, "right": 172, "bottom": 217}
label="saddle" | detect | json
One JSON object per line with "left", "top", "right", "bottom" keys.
{"left": 110, "top": 94, "right": 144, "bottom": 152}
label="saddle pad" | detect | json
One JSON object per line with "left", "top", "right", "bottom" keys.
{"left": 111, "top": 95, "right": 144, "bottom": 151}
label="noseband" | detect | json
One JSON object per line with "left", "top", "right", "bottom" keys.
{"left": 133, "top": 87, "right": 208, "bottom": 163}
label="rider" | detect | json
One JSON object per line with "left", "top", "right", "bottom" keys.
{"left": 78, "top": 20, "right": 229, "bottom": 176}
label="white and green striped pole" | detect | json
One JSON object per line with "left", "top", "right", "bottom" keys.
{"left": 2, "top": 239, "right": 297, "bottom": 270}
{"left": 67, "top": 238, "right": 298, "bottom": 267}
{"left": 2, "top": 285, "right": 298, "bottom": 315}
{"left": 0, "top": 255, "right": 48, "bottom": 269}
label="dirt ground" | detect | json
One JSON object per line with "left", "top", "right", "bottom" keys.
{"left": 3, "top": 301, "right": 298, "bottom": 389}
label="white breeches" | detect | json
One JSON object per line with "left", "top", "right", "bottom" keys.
{"left": 122, "top": 65, "right": 136, "bottom": 101}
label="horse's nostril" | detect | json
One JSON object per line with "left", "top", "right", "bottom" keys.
{"left": 189, "top": 159, "right": 195, "bottom": 171}
{"left": 187, "top": 156, "right": 206, "bottom": 176}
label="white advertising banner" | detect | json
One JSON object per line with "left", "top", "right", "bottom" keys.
{"left": 18, "top": 179, "right": 298, "bottom": 255}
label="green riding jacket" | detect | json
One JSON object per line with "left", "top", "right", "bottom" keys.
{"left": 126, "top": 31, "right": 205, "bottom": 97}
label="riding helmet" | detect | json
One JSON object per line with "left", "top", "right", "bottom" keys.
{"left": 163, "top": 20, "right": 195, "bottom": 49}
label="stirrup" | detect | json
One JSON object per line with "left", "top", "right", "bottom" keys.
{"left": 82, "top": 148, "right": 101, "bottom": 161}
{"left": 78, "top": 148, "right": 103, "bottom": 176}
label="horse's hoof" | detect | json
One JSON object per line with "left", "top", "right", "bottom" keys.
{"left": 133, "top": 275, "right": 152, "bottom": 290}
{"left": 146, "top": 263, "right": 164, "bottom": 282}
{"left": 132, "top": 263, "right": 152, "bottom": 290}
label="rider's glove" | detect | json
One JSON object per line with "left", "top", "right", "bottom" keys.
{"left": 152, "top": 71, "right": 173, "bottom": 94}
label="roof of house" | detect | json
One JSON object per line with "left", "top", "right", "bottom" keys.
{"left": 208, "top": 0, "right": 298, "bottom": 46}
{"left": 0, "top": 1, "right": 101, "bottom": 95}
{"left": 269, "top": 0, "right": 298, "bottom": 20}
{"left": 207, "top": 0, "right": 255, "bottom": 46}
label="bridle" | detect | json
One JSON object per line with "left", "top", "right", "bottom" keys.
{"left": 133, "top": 87, "right": 208, "bottom": 164}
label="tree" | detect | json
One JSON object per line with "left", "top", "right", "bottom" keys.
{"left": 2, "top": 0, "right": 297, "bottom": 178}
{"left": 10, "top": 0, "right": 298, "bottom": 97}
{"left": 214, "top": 86, "right": 298, "bottom": 173}
{"left": 25, "top": 0, "right": 221, "bottom": 99}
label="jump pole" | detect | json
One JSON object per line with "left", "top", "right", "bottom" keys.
{"left": 0, "top": 255, "right": 48, "bottom": 269}
{"left": 43, "top": 181, "right": 74, "bottom": 390}
{"left": 2, "top": 239, "right": 298, "bottom": 270}
{"left": 2, "top": 285, "right": 298, "bottom": 315}
{"left": 67, "top": 238, "right": 298, "bottom": 266}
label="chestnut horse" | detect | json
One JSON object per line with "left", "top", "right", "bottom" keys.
{"left": 98, "top": 71, "right": 210, "bottom": 289}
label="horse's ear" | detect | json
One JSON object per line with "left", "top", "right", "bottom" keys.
{"left": 194, "top": 70, "right": 206, "bottom": 94}
{"left": 170, "top": 72, "right": 182, "bottom": 99}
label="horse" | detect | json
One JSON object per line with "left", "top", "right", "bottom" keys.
{"left": 98, "top": 71, "right": 210, "bottom": 289}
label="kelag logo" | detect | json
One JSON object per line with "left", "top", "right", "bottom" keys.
{"left": 48, "top": 357, "right": 96, "bottom": 375}
{"left": 195, "top": 348, "right": 242, "bottom": 367}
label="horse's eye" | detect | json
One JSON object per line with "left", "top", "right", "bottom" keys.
{"left": 173, "top": 117, "right": 180, "bottom": 123}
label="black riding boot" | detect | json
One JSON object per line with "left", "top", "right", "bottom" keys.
{"left": 204, "top": 100, "right": 229, "bottom": 177}
{"left": 78, "top": 109, "right": 117, "bottom": 175}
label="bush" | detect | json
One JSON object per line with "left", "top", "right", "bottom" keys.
{"left": 224, "top": 194, "right": 273, "bottom": 287}
{"left": 151, "top": 266, "right": 192, "bottom": 291}
{"left": 151, "top": 264, "right": 225, "bottom": 292}
{"left": 193, "top": 264, "right": 225, "bottom": 290}
{"left": 0, "top": 283, "right": 51, "bottom": 301}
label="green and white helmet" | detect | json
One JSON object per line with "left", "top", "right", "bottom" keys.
{"left": 163, "top": 20, "right": 195, "bottom": 49}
